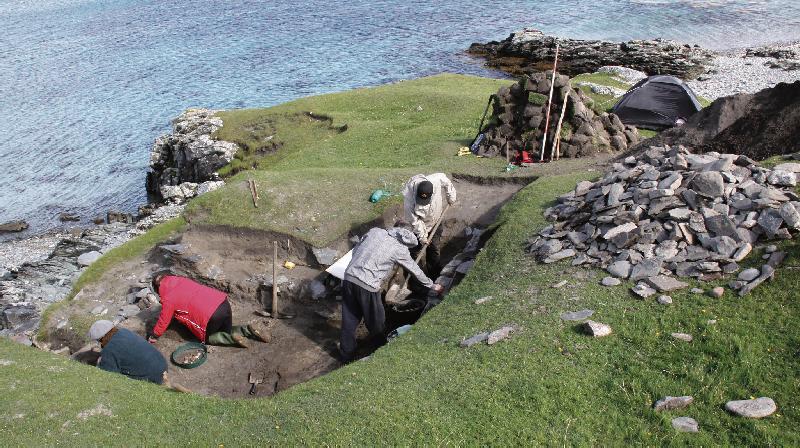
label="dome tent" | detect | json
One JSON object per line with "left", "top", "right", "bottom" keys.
{"left": 611, "top": 75, "right": 702, "bottom": 131}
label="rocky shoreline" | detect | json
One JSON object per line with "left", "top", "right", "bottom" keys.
{"left": 0, "top": 109, "right": 232, "bottom": 342}
{"left": 468, "top": 29, "right": 800, "bottom": 100}
{"left": 468, "top": 28, "right": 714, "bottom": 80}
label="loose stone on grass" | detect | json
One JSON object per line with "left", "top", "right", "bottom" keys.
{"left": 560, "top": 309, "right": 594, "bottom": 321}
{"left": 671, "top": 333, "right": 693, "bottom": 342}
{"left": 487, "top": 326, "right": 515, "bottom": 345}
{"left": 738, "top": 268, "right": 760, "bottom": 282}
{"left": 544, "top": 249, "right": 576, "bottom": 263}
{"left": 552, "top": 280, "right": 568, "bottom": 288}
{"left": 582, "top": 320, "right": 612, "bottom": 337}
{"left": 474, "top": 296, "right": 494, "bottom": 305}
{"left": 725, "top": 397, "right": 777, "bottom": 418}
{"left": 657, "top": 295, "right": 673, "bottom": 305}
{"left": 672, "top": 417, "right": 699, "bottom": 433}
{"left": 631, "top": 282, "right": 657, "bottom": 298}
{"left": 460, "top": 332, "right": 489, "bottom": 348}
{"left": 645, "top": 275, "right": 688, "bottom": 292}
{"left": 601, "top": 276, "right": 621, "bottom": 286}
{"left": 607, "top": 261, "right": 631, "bottom": 279}
{"left": 654, "top": 396, "right": 694, "bottom": 412}
{"left": 709, "top": 287, "right": 725, "bottom": 298}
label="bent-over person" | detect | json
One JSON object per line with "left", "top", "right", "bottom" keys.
{"left": 339, "top": 226, "right": 443, "bottom": 362}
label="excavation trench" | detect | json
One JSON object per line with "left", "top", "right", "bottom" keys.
{"left": 49, "top": 175, "right": 536, "bottom": 398}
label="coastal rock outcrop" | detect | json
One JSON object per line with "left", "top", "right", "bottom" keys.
{"left": 474, "top": 71, "right": 639, "bottom": 159}
{"left": 0, "top": 205, "right": 185, "bottom": 339}
{"left": 146, "top": 108, "right": 238, "bottom": 200}
{"left": 468, "top": 28, "right": 713, "bottom": 79}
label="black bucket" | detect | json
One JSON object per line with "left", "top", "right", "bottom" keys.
{"left": 387, "top": 298, "right": 426, "bottom": 328}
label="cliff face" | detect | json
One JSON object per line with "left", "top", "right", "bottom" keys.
{"left": 468, "top": 28, "right": 714, "bottom": 80}
{"left": 146, "top": 109, "right": 238, "bottom": 199}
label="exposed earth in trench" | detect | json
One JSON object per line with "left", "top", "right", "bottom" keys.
{"left": 42, "top": 173, "right": 573, "bottom": 398}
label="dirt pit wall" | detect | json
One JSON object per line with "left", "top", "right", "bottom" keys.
{"left": 42, "top": 175, "right": 536, "bottom": 398}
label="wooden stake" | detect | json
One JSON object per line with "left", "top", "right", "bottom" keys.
{"left": 540, "top": 43, "right": 560, "bottom": 162}
{"left": 249, "top": 180, "right": 259, "bottom": 208}
{"left": 272, "top": 241, "right": 278, "bottom": 317}
{"left": 551, "top": 83, "right": 570, "bottom": 161}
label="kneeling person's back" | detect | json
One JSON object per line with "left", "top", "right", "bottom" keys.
{"left": 90, "top": 321, "right": 167, "bottom": 384}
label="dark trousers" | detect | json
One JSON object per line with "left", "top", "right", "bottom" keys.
{"left": 340, "top": 280, "right": 386, "bottom": 360}
{"left": 206, "top": 300, "right": 233, "bottom": 340}
{"left": 410, "top": 223, "right": 443, "bottom": 279}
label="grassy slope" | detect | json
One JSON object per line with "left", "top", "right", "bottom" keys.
{"left": 7, "top": 74, "right": 797, "bottom": 444}
{"left": 187, "top": 75, "right": 515, "bottom": 246}
{"left": 2, "top": 172, "right": 798, "bottom": 445}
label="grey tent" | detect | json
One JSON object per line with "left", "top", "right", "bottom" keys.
{"left": 611, "top": 75, "right": 702, "bottom": 131}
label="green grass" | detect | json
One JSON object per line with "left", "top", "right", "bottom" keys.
{"left": 37, "top": 217, "right": 187, "bottom": 340}
{"left": 187, "top": 75, "right": 521, "bottom": 246}
{"left": 3, "top": 173, "right": 799, "bottom": 445}
{"left": 638, "top": 129, "right": 658, "bottom": 139}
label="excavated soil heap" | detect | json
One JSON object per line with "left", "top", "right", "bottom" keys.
{"left": 633, "top": 81, "right": 800, "bottom": 160}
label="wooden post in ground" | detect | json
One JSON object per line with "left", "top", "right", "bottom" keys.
{"left": 272, "top": 241, "right": 279, "bottom": 316}
{"left": 551, "top": 83, "right": 571, "bottom": 161}
{"left": 540, "top": 43, "right": 560, "bottom": 162}
{"left": 249, "top": 180, "right": 259, "bottom": 208}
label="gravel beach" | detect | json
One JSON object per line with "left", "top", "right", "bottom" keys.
{"left": 688, "top": 42, "right": 800, "bottom": 100}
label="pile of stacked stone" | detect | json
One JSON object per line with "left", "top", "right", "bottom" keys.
{"left": 527, "top": 145, "right": 800, "bottom": 296}
{"left": 475, "top": 71, "right": 640, "bottom": 160}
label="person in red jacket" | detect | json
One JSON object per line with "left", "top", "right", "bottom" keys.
{"left": 147, "top": 273, "right": 269, "bottom": 348}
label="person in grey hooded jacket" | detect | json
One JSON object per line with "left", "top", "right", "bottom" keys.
{"left": 340, "top": 226, "right": 443, "bottom": 362}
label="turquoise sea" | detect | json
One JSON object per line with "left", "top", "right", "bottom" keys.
{"left": 2, "top": 0, "right": 799, "bottom": 234}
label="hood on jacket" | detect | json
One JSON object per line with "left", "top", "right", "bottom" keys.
{"left": 387, "top": 227, "right": 419, "bottom": 248}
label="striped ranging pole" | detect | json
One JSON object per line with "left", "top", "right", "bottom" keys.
{"left": 551, "top": 81, "right": 571, "bottom": 161}
{"left": 540, "top": 43, "right": 560, "bottom": 162}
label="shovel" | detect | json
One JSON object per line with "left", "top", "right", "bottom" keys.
{"left": 248, "top": 372, "right": 263, "bottom": 395}
{"left": 385, "top": 204, "right": 450, "bottom": 304}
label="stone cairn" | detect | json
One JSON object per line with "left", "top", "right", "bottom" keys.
{"left": 527, "top": 145, "right": 800, "bottom": 297}
{"left": 475, "top": 72, "right": 640, "bottom": 160}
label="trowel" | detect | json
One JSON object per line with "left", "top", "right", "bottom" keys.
{"left": 248, "top": 372, "right": 263, "bottom": 395}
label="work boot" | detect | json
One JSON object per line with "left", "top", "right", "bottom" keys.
{"left": 232, "top": 334, "right": 249, "bottom": 348}
{"left": 247, "top": 323, "right": 271, "bottom": 343}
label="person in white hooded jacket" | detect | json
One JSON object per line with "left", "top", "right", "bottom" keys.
{"left": 340, "top": 226, "right": 443, "bottom": 362}
{"left": 402, "top": 173, "right": 457, "bottom": 277}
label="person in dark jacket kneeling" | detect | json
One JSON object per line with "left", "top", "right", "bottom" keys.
{"left": 88, "top": 320, "right": 167, "bottom": 384}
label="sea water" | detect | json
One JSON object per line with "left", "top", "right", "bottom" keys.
{"left": 2, "top": 0, "right": 799, "bottom": 235}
